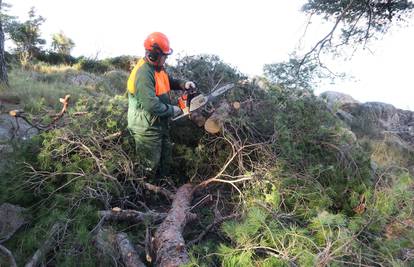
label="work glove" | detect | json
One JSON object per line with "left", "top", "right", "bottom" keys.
{"left": 184, "top": 81, "right": 196, "bottom": 90}
{"left": 172, "top": 106, "right": 183, "bottom": 117}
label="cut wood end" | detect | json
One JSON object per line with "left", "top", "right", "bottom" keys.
{"left": 9, "top": 110, "right": 23, "bottom": 117}
{"left": 112, "top": 207, "right": 122, "bottom": 212}
{"left": 204, "top": 118, "right": 221, "bottom": 134}
{"left": 233, "top": 101, "right": 241, "bottom": 110}
{"left": 59, "top": 95, "right": 71, "bottom": 104}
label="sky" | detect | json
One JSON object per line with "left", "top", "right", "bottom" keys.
{"left": 5, "top": 0, "right": 414, "bottom": 111}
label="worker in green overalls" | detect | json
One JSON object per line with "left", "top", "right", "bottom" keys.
{"left": 127, "top": 32, "right": 196, "bottom": 178}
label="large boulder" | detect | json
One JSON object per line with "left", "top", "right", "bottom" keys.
{"left": 0, "top": 112, "right": 39, "bottom": 171}
{"left": 320, "top": 91, "right": 360, "bottom": 125}
{"left": 320, "top": 91, "right": 360, "bottom": 109}
{"left": 320, "top": 91, "right": 414, "bottom": 170}
{"left": 320, "top": 91, "right": 414, "bottom": 148}
{"left": 0, "top": 114, "right": 38, "bottom": 142}
{"left": 0, "top": 203, "right": 28, "bottom": 243}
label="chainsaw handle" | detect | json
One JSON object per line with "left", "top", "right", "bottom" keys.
{"left": 172, "top": 112, "right": 190, "bottom": 121}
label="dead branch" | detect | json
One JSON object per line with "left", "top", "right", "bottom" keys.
{"left": 103, "top": 131, "right": 122, "bottom": 141}
{"left": 299, "top": 0, "right": 356, "bottom": 68}
{"left": 9, "top": 94, "right": 71, "bottom": 131}
{"left": 58, "top": 136, "right": 122, "bottom": 188}
{"left": 116, "top": 232, "right": 146, "bottom": 267}
{"left": 0, "top": 244, "right": 17, "bottom": 267}
{"left": 49, "top": 94, "right": 70, "bottom": 127}
{"left": 24, "top": 222, "right": 65, "bottom": 267}
{"left": 195, "top": 144, "right": 254, "bottom": 195}
{"left": 154, "top": 184, "right": 194, "bottom": 267}
{"left": 72, "top": 111, "right": 89, "bottom": 116}
{"left": 142, "top": 182, "right": 174, "bottom": 200}
{"left": 99, "top": 209, "right": 167, "bottom": 224}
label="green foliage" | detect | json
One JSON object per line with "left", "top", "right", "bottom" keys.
{"left": 1, "top": 54, "right": 414, "bottom": 266}
{"left": 73, "top": 55, "right": 139, "bottom": 74}
{"left": 74, "top": 56, "right": 111, "bottom": 73}
{"left": 103, "top": 55, "right": 139, "bottom": 72}
{"left": 5, "top": 67, "right": 85, "bottom": 112}
{"left": 0, "top": 2, "right": 16, "bottom": 28}
{"left": 51, "top": 31, "right": 75, "bottom": 55}
{"left": 218, "top": 244, "right": 254, "bottom": 267}
{"left": 264, "top": 58, "right": 337, "bottom": 91}
{"left": 36, "top": 51, "right": 77, "bottom": 65}
{"left": 5, "top": 7, "right": 46, "bottom": 64}
{"left": 169, "top": 54, "right": 246, "bottom": 93}
{"left": 301, "top": 0, "right": 414, "bottom": 55}
{"left": 267, "top": 87, "right": 372, "bottom": 214}
{"left": 99, "top": 70, "right": 129, "bottom": 94}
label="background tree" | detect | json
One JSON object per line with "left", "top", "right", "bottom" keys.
{"left": 300, "top": 0, "right": 414, "bottom": 63}
{"left": 51, "top": 31, "right": 75, "bottom": 56}
{"left": 6, "top": 7, "right": 45, "bottom": 65}
{"left": 264, "top": 58, "right": 325, "bottom": 90}
{"left": 0, "top": 0, "right": 9, "bottom": 85}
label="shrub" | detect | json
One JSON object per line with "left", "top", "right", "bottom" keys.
{"left": 75, "top": 57, "right": 111, "bottom": 73}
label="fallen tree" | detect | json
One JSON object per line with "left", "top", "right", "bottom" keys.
{"left": 116, "top": 232, "right": 146, "bottom": 267}
{"left": 153, "top": 184, "right": 195, "bottom": 267}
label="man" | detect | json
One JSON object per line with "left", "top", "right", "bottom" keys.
{"left": 127, "top": 32, "right": 196, "bottom": 178}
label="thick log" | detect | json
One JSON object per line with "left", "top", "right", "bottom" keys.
{"left": 94, "top": 228, "right": 118, "bottom": 265}
{"left": 99, "top": 209, "right": 167, "bottom": 224}
{"left": 154, "top": 184, "right": 194, "bottom": 267}
{"left": 24, "top": 222, "right": 64, "bottom": 267}
{"left": 204, "top": 102, "right": 233, "bottom": 134}
{"left": 116, "top": 232, "right": 146, "bottom": 267}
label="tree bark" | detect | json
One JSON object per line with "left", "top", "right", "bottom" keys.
{"left": 204, "top": 102, "right": 233, "bottom": 134}
{"left": 99, "top": 209, "right": 167, "bottom": 224}
{"left": 154, "top": 184, "right": 194, "bottom": 267}
{"left": 116, "top": 232, "right": 146, "bottom": 267}
{"left": 0, "top": 0, "right": 9, "bottom": 86}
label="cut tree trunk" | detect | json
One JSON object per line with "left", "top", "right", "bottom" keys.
{"left": 204, "top": 101, "right": 240, "bottom": 134}
{"left": 153, "top": 184, "right": 194, "bottom": 267}
{"left": 116, "top": 232, "right": 146, "bottom": 267}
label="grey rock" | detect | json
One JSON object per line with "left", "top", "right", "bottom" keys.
{"left": 321, "top": 91, "right": 414, "bottom": 150}
{"left": 320, "top": 91, "right": 360, "bottom": 110}
{"left": 0, "top": 114, "right": 38, "bottom": 142}
{"left": 0, "top": 203, "right": 28, "bottom": 243}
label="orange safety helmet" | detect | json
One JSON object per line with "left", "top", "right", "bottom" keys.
{"left": 144, "top": 32, "right": 173, "bottom": 55}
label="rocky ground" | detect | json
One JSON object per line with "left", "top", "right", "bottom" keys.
{"left": 321, "top": 91, "right": 414, "bottom": 174}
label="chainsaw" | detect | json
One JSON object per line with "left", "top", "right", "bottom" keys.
{"left": 172, "top": 83, "right": 235, "bottom": 121}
